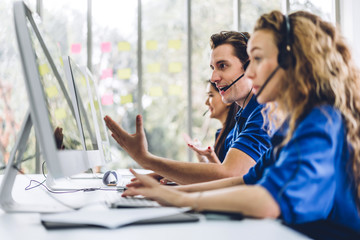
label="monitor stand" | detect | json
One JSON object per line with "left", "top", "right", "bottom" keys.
{"left": 45, "top": 172, "right": 105, "bottom": 191}
{"left": 0, "top": 111, "right": 72, "bottom": 213}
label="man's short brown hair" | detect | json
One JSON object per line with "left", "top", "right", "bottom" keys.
{"left": 210, "top": 31, "right": 250, "bottom": 68}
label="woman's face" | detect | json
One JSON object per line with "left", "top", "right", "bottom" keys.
{"left": 205, "top": 83, "right": 230, "bottom": 122}
{"left": 246, "top": 30, "right": 286, "bottom": 104}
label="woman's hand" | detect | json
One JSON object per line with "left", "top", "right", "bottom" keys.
{"left": 122, "top": 169, "right": 186, "bottom": 207}
{"left": 183, "top": 133, "right": 220, "bottom": 163}
{"left": 187, "top": 144, "right": 221, "bottom": 164}
{"left": 127, "top": 172, "right": 165, "bottom": 188}
{"left": 127, "top": 172, "right": 177, "bottom": 190}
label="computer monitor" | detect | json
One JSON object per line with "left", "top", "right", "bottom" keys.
{"left": 83, "top": 66, "right": 112, "bottom": 164}
{"left": 13, "top": 2, "right": 92, "bottom": 179}
{"left": 0, "top": 1, "right": 93, "bottom": 212}
{"left": 82, "top": 65, "right": 112, "bottom": 164}
{"left": 63, "top": 56, "right": 111, "bottom": 167}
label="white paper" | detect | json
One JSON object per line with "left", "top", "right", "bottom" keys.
{"left": 41, "top": 205, "right": 190, "bottom": 229}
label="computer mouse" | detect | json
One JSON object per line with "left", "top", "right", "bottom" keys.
{"left": 102, "top": 170, "right": 118, "bottom": 186}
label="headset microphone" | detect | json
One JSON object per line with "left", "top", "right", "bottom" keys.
{"left": 220, "top": 60, "right": 249, "bottom": 92}
{"left": 202, "top": 109, "right": 209, "bottom": 116}
{"left": 220, "top": 73, "right": 244, "bottom": 92}
{"left": 256, "top": 14, "right": 292, "bottom": 100}
{"left": 255, "top": 65, "right": 280, "bottom": 99}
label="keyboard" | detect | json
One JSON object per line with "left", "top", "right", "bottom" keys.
{"left": 106, "top": 194, "right": 161, "bottom": 208}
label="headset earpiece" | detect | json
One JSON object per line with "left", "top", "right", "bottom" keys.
{"left": 278, "top": 15, "right": 293, "bottom": 69}
{"left": 240, "top": 32, "right": 249, "bottom": 72}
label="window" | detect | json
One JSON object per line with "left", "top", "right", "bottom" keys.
{"left": 289, "top": 0, "right": 335, "bottom": 23}
{"left": 92, "top": 0, "right": 138, "bottom": 168}
{"left": 0, "top": 0, "right": 343, "bottom": 173}
{"left": 42, "top": 0, "right": 88, "bottom": 66}
{"left": 0, "top": 0, "right": 35, "bottom": 171}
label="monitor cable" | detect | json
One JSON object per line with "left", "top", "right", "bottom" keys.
{"left": 12, "top": 162, "right": 121, "bottom": 211}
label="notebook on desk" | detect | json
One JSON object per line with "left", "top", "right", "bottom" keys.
{"left": 41, "top": 206, "right": 199, "bottom": 229}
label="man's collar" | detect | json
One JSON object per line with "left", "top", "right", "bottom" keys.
{"left": 236, "top": 95, "right": 260, "bottom": 119}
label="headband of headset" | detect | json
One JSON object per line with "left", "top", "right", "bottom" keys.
{"left": 278, "top": 15, "right": 293, "bottom": 69}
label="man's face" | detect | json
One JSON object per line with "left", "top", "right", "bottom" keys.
{"left": 210, "top": 44, "right": 252, "bottom": 106}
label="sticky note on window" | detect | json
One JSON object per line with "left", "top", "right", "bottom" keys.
{"left": 169, "top": 85, "right": 182, "bottom": 96}
{"left": 101, "top": 42, "right": 111, "bottom": 53}
{"left": 45, "top": 86, "right": 58, "bottom": 98}
{"left": 168, "top": 62, "right": 182, "bottom": 73}
{"left": 101, "top": 94, "right": 113, "bottom": 106}
{"left": 149, "top": 86, "right": 163, "bottom": 97}
{"left": 146, "top": 40, "right": 158, "bottom": 50}
{"left": 118, "top": 41, "right": 131, "bottom": 51}
{"left": 39, "top": 64, "right": 50, "bottom": 76}
{"left": 168, "top": 40, "right": 181, "bottom": 50}
{"left": 101, "top": 68, "right": 113, "bottom": 79}
{"left": 59, "top": 57, "right": 64, "bottom": 66}
{"left": 117, "top": 68, "right": 131, "bottom": 79}
{"left": 86, "top": 102, "right": 92, "bottom": 112}
{"left": 79, "top": 76, "right": 87, "bottom": 86}
{"left": 71, "top": 43, "right": 81, "bottom": 54}
{"left": 93, "top": 100, "right": 100, "bottom": 111}
{"left": 54, "top": 108, "right": 67, "bottom": 119}
{"left": 120, "top": 94, "right": 133, "bottom": 104}
{"left": 147, "top": 63, "right": 161, "bottom": 73}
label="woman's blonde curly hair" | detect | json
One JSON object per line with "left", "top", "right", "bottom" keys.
{"left": 255, "top": 10, "right": 360, "bottom": 210}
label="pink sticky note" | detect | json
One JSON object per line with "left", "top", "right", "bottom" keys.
{"left": 101, "top": 68, "right": 113, "bottom": 79}
{"left": 101, "top": 94, "right": 113, "bottom": 106}
{"left": 101, "top": 42, "right": 111, "bottom": 53}
{"left": 71, "top": 43, "right": 81, "bottom": 54}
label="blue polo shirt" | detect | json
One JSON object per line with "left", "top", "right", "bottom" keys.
{"left": 244, "top": 105, "right": 360, "bottom": 237}
{"left": 215, "top": 127, "right": 235, "bottom": 163}
{"left": 230, "top": 95, "right": 271, "bottom": 162}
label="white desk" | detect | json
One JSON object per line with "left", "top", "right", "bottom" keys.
{"left": 0, "top": 174, "right": 309, "bottom": 240}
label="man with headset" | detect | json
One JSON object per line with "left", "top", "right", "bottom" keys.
{"left": 104, "top": 31, "right": 271, "bottom": 185}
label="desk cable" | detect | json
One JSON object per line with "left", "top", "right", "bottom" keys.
{"left": 12, "top": 163, "right": 121, "bottom": 211}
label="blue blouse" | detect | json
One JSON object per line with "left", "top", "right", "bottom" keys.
{"left": 244, "top": 105, "right": 360, "bottom": 237}
{"left": 230, "top": 96, "right": 271, "bottom": 162}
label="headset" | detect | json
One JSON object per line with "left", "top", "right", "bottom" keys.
{"left": 261, "top": 15, "right": 299, "bottom": 199}
{"left": 220, "top": 32, "right": 250, "bottom": 92}
{"left": 255, "top": 14, "right": 293, "bottom": 99}
{"left": 277, "top": 14, "right": 293, "bottom": 69}
{"left": 239, "top": 32, "right": 248, "bottom": 43}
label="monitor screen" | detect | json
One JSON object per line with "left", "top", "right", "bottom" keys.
{"left": 64, "top": 56, "right": 110, "bottom": 167}
{"left": 83, "top": 67, "right": 112, "bottom": 163}
{"left": 14, "top": 1, "right": 90, "bottom": 179}
{"left": 65, "top": 57, "right": 98, "bottom": 151}
{"left": 28, "top": 20, "right": 82, "bottom": 151}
